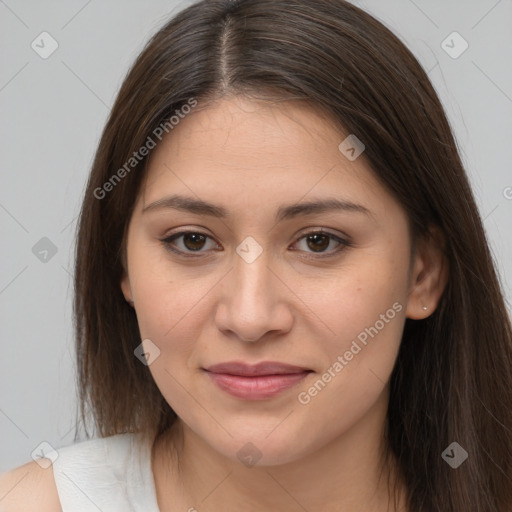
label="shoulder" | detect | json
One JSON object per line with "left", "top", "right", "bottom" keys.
{"left": 0, "top": 459, "right": 61, "bottom": 511}
{"left": 0, "top": 436, "right": 111, "bottom": 511}
{"left": 0, "top": 433, "right": 148, "bottom": 512}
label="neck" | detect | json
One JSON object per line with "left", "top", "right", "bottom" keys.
{"left": 152, "top": 388, "right": 406, "bottom": 512}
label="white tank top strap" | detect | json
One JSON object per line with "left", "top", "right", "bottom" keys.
{"left": 52, "top": 432, "right": 160, "bottom": 511}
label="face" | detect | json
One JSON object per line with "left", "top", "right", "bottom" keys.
{"left": 121, "top": 95, "right": 424, "bottom": 466}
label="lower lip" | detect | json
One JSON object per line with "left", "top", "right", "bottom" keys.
{"left": 205, "top": 371, "right": 311, "bottom": 400}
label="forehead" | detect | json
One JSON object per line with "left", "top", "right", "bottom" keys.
{"left": 137, "top": 96, "right": 396, "bottom": 219}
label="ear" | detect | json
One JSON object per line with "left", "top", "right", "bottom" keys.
{"left": 119, "top": 237, "right": 134, "bottom": 305}
{"left": 406, "top": 226, "right": 449, "bottom": 319}
{"left": 120, "top": 269, "right": 133, "bottom": 304}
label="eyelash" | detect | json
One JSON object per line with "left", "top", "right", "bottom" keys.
{"left": 160, "top": 229, "right": 351, "bottom": 260}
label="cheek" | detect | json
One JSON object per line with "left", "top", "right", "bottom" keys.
{"left": 312, "top": 298, "right": 405, "bottom": 408}
{"left": 313, "top": 255, "right": 408, "bottom": 353}
{"left": 131, "top": 259, "right": 213, "bottom": 420}
{"left": 299, "top": 253, "right": 407, "bottom": 406}
{"left": 129, "top": 240, "right": 212, "bottom": 341}
{"left": 291, "top": 282, "right": 406, "bottom": 458}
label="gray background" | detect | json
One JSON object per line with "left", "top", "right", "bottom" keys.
{"left": 1, "top": 0, "right": 511, "bottom": 472}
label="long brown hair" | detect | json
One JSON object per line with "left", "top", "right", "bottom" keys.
{"left": 73, "top": 0, "right": 512, "bottom": 509}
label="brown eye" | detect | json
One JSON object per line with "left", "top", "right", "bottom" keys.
{"left": 305, "top": 233, "right": 330, "bottom": 252}
{"left": 162, "top": 231, "right": 218, "bottom": 256}
{"left": 181, "top": 233, "right": 207, "bottom": 251}
{"left": 294, "top": 230, "right": 349, "bottom": 257}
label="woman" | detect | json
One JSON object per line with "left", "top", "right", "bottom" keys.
{"left": 2, "top": 0, "right": 511, "bottom": 510}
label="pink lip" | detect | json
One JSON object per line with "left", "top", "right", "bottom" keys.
{"left": 204, "top": 361, "right": 312, "bottom": 400}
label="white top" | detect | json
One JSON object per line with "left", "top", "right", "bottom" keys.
{"left": 52, "top": 432, "right": 161, "bottom": 512}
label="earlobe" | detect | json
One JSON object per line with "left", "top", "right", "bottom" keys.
{"left": 120, "top": 244, "right": 135, "bottom": 306}
{"left": 120, "top": 271, "right": 134, "bottom": 306}
{"left": 406, "top": 227, "right": 449, "bottom": 320}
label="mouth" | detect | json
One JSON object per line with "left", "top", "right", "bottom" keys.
{"left": 203, "top": 361, "right": 313, "bottom": 400}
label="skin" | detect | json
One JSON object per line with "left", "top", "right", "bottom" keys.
{"left": 121, "top": 95, "right": 447, "bottom": 512}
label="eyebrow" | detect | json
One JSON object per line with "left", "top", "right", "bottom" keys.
{"left": 142, "top": 194, "right": 372, "bottom": 222}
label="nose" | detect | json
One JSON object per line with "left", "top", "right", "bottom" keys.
{"left": 214, "top": 248, "right": 294, "bottom": 344}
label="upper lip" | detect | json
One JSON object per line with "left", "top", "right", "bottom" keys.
{"left": 204, "top": 361, "right": 312, "bottom": 376}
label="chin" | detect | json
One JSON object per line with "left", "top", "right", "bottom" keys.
{"left": 199, "top": 424, "right": 317, "bottom": 468}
